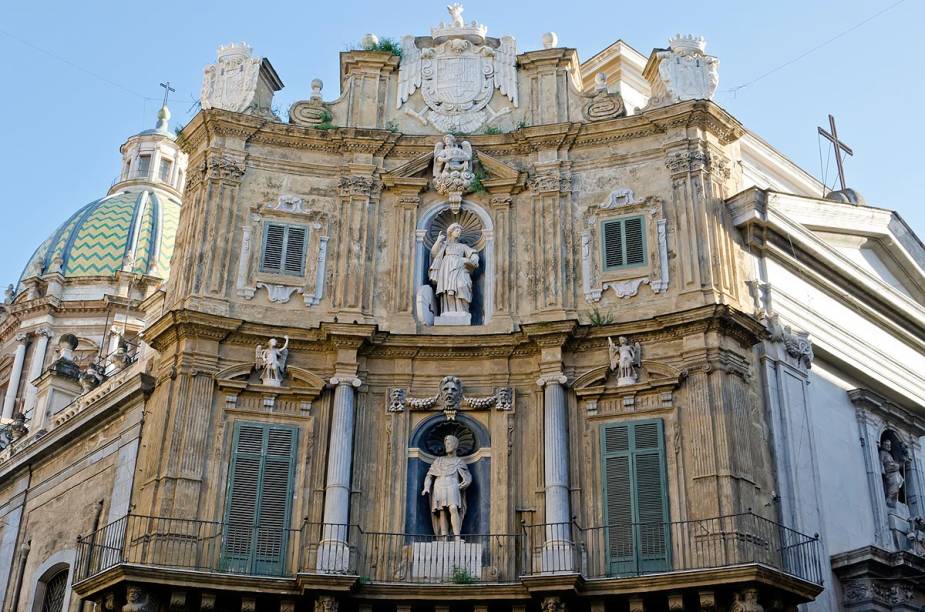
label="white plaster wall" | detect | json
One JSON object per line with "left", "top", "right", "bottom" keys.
{"left": 806, "top": 359, "right": 876, "bottom": 555}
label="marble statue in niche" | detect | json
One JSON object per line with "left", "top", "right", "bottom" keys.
{"left": 429, "top": 223, "right": 479, "bottom": 325}
{"left": 880, "top": 437, "right": 905, "bottom": 507}
{"left": 421, "top": 434, "right": 472, "bottom": 540}
{"left": 609, "top": 336, "right": 641, "bottom": 386}
{"left": 255, "top": 336, "right": 289, "bottom": 387}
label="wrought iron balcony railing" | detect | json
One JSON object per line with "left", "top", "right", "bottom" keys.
{"left": 74, "top": 512, "right": 822, "bottom": 589}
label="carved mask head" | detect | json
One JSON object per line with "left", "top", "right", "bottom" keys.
{"left": 440, "top": 376, "right": 462, "bottom": 409}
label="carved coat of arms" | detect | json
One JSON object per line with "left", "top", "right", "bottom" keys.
{"left": 397, "top": 5, "right": 518, "bottom": 133}
{"left": 200, "top": 43, "right": 263, "bottom": 115}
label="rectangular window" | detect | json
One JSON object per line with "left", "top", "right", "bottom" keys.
{"left": 260, "top": 222, "right": 307, "bottom": 276}
{"left": 601, "top": 216, "right": 647, "bottom": 271}
{"left": 601, "top": 419, "right": 670, "bottom": 575}
{"left": 222, "top": 421, "right": 298, "bottom": 576}
{"left": 158, "top": 158, "right": 172, "bottom": 182}
{"left": 135, "top": 154, "right": 151, "bottom": 178}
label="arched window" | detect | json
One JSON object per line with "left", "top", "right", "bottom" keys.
{"left": 38, "top": 567, "right": 68, "bottom": 612}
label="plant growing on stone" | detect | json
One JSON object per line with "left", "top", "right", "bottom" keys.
{"left": 483, "top": 125, "right": 502, "bottom": 135}
{"left": 589, "top": 306, "right": 616, "bottom": 326}
{"left": 451, "top": 566, "right": 476, "bottom": 584}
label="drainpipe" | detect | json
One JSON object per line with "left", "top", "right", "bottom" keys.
{"left": 7, "top": 539, "right": 30, "bottom": 612}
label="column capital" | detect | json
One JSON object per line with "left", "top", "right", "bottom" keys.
{"left": 536, "top": 373, "right": 568, "bottom": 387}
{"left": 34, "top": 327, "right": 53, "bottom": 339}
{"left": 14, "top": 332, "right": 30, "bottom": 344}
{"left": 330, "top": 376, "right": 362, "bottom": 388}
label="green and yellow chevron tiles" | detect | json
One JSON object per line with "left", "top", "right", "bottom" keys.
{"left": 19, "top": 189, "right": 181, "bottom": 282}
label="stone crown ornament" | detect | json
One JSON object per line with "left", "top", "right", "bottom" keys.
{"left": 397, "top": 5, "right": 518, "bottom": 133}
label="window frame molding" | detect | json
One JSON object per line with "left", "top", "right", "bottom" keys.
{"left": 581, "top": 193, "right": 669, "bottom": 302}
{"left": 600, "top": 214, "right": 649, "bottom": 272}
{"left": 26, "top": 550, "right": 75, "bottom": 612}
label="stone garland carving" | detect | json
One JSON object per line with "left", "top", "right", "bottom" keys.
{"left": 582, "top": 72, "right": 626, "bottom": 122}
{"left": 582, "top": 194, "right": 669, "bottom": 302}
{"left": 608, "top": 336, "right": 641, "bottom": 386}
{"left": 844, "top": 578, "right": 915, "bottom": 607}
{"left": 766, "top": 314, "right": 813, "bottom": 368}
{"left": 529, "top": 172, "right": 572, "bottom": 194}
{"left": 397, "top": 5, "right": 517, "bottom": 133}
{"left": 646, "top": 34, "right": 719, "bottom": 110}
{"left": 255, "top": 336, "right": 288, "bottom": 386}
{"left": 388, "top": 375, "right": 513, "bottom": 419}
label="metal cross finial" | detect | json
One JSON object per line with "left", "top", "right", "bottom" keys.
{"left": 818, "top": 114, "right": 853, "bottom": 192}
{"left": 159, "top": 81, "right": 176, "bottom": 108}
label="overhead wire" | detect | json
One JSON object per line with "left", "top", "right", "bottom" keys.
{"left": 723, "top": 0, "right": 907, "bottom": 96}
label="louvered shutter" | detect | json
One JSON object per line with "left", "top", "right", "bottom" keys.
{"left": 601, "top": 216, "right": 647, "bottom": 270}
{"left": 603, "top": 220, "right": 624, "bottom": 268}
{"left": 601, "top": 419, "right": 670, "bottom": 576}
{"left": 624, "top": 217, "right": 645, "bottom": 265}
{"left": 261, "top": 223, "right": 286, "bottom": 273}
{"left": 282, "top": 226, "right": 307, "bottom": 276}
{"left": 222, "top": 422, "right": 298, "bottom": 575}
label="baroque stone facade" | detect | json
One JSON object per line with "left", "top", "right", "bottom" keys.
{"left": 1, "top": 6, "right": 924, "bottom": 612}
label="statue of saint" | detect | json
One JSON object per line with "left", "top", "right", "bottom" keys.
{"left": 880, "top": 438, "right": 905, "bottom": 507}
{"left": 608, "top": 336, "right": 641, "bottom": 385}
{"left": 421, "top": 434, "right": 472, "bottom": 540}
{"left": 429, "top": 223, "right": 478, "bottom": 319}
{"left": 255, "top": 336, "right": 289, "bottom": 387}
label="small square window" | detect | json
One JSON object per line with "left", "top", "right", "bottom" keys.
{"left": 601, "top": 216, "right": 647, "bottom": 271}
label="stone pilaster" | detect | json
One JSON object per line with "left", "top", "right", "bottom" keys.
{"left": 527, "top": 161, "right": 577, "bottom": 317}
{"left": 489, "top": 195, "right": 514, "bottom": 320}
{"left": 331, "top": 173, "right": 379, "bottom": 317}
{"left": 22, "top": 328, "right": 51, "bottom": 419}
{"left": 2, "top": 333, "right": 30, "bottom": 420}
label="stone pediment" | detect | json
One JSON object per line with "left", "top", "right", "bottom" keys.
{"left": 381, "top": 148, "right": 524, "bottom": 194}
{"left": 214, "top": 362, "right": 325, "bottom": 398}
{"left": 573, "top": 359, "right": 685, "bottom": 398}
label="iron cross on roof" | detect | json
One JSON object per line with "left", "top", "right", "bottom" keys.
{"left": 159, "top": 81, "right": 176, "bottom": 108}
{"left": 818, "top": 114, "right": 853, "bottom": 192}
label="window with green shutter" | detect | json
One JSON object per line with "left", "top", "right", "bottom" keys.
{"left": 260, "top": 222, "right": 308, "bottom": 276}
{"left": 601, "top": 216, "right": 647, "bottom": 271}
{"left": 601, "top": 419, "right": 670, "bottom": 575}
{"left": 222, "top": 421, "right": 298, "bottom": 576}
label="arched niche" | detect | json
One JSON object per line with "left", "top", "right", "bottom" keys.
{"left": 415, "top": 200, "right": 495, "bottom": 326}
{"left": 879, "top": 428, "right": 909, "bottom": 507}
{"left": 405, "top": 413, "right": 491, "bottom": 536}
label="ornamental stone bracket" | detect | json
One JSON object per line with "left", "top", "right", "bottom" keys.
{"left": 236, "top": 199, "right": 331, "bottom": 307}
{"left": 581, "top": 194, "right": 669, "bottom": 302}
{"left": 388, "top": 375, "right": 513, "bottom": 419}
{"left": 764, "top": 313, "right": 813, "bottom": 369}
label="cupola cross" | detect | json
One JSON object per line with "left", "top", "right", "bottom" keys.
{"left": 159, "top": 81, "right": 176, "bottom": 107}
{"left": 818, "top": 114, "right": 853, "bottom": 191}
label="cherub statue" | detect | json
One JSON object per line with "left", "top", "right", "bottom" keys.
{"left": 432, "top": 134, "right": 474, "bottom": 199}
{"left": 608, "top": 336, "right": 641, "bottom": 386}
{"left": 255, "top": 336, "right": 289, "bottom": 387}
{"left": 421, "top": 434, "right": 472, "bottom": 540}
{"left": 447, "top": 3, "right": 465, "bottom": 27}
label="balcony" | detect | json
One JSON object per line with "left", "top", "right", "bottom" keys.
{"left": 74, "top": 513, "right": 823, "bottom": 607}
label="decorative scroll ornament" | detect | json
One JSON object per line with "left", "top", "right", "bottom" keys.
{"left": 397, "top": 5, "right": 518, "bottom": 133}
{"left": 766, "top": 314, "right": 813, "bottom": 368}
{"left": 388, "top": 375, "right": 513, "bottom": 419}
{"left": 582, "top": 72, "right": 626, "bottom": 122}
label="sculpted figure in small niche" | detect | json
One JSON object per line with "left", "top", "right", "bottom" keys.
{"left": 429, "top": 223, "right": 478, "bottom": 325}
{"left": 433, "top": 134, "right": 474, "bottom": 203}
{"left": 609, "top": 336, "right": 641, "bottom": 386}
{"left": 255, "top": 336, "right": 289, "bottom": 387}
{"left": 880, "top": 438, "right": 905, "bottom": 507}
{"left": 421, "top": 434, "right": 472, "bottom": 540}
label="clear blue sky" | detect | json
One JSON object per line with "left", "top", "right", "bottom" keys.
{"left": 0, "top": 0, "right": 921, "bottom": 285}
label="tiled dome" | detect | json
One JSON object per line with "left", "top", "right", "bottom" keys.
{"left": 20, "top": 189, "right": 181, "bottom": 283}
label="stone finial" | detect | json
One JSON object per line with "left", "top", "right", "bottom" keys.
{"left": 57, "top": 334, "right": 79, "bottom": 363}
{"left": 4, "top": 284, "right": 15, "bottom": 303}
{"left": 361, "top": 33, "right": 379, "bottom": 49}
{"left": 542, "top": 32, "right": 558, "bottom": 49}
{"left": 594, "top": 72, "right": 607, "bottom": 92}
{"left": 310, "top": 79, "right": 323, "bottom": 101}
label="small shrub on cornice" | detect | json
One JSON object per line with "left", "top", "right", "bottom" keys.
{"left": 386, "top": 120, "right": 400, "bottom": 133}
{"left": 360, "top": 37, "right": 403, "bottom": 57}
{"left": 482, "top": 125, "right": 502, "bottom": 135}
{"left": 589, "top": 306, "right": 615, "bottom": 326}
{"left": 468, "top": 166, "right": 487, "bottom": 194}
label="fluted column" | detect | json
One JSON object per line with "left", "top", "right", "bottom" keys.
{"left": 539, "top": 373, "right": 573, "bottom": 571}
{"left": 22, "top": 328, "right": 51, "bottom": 420}
{"left": 318, "top": 375, "right": 362, "bottom": 571}
{"left": 2, "top": 333, "right": 30, "bottom": 420}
